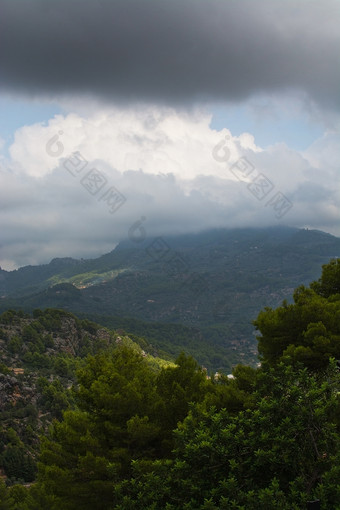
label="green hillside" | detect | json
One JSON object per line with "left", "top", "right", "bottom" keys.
{"left": 0, "top": 259, "right": 339, "bottom": 509}
{"left": 0, "top": 308, "right": 174, "bottom": 487}
{"left": 1, "top": 227, "right": 339, "bottom": 371}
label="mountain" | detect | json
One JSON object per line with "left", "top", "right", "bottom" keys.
{"left": 1, "top": 226, "right": 340, "bottom": 371}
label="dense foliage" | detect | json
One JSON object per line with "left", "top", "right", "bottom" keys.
{"left": 0, "top": 308, "right": 170, "bottom": 486}
{"left": 111, "top": 362, "right": 340, "bottom": 509}
{"left": 0, "top": 259, "right": 339, "bottom": 508}
{"left": 254, "top": 258, "right": 340, "bottom": 369}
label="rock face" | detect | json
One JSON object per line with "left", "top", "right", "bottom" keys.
{"left": 0, "top": 308, "right": 122, "bottom": 483}
{"left": 0, "top": 374, "right": 18, "bottom": 406}
{"left": 0, "top": 310, "right": 114, "bottom": 360}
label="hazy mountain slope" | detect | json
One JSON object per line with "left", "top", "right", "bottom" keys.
{"left": 1, "top": 227, "right": 339, "bottom": 370}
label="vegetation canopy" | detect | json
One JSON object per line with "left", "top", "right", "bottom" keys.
{"left": 0, "top": 259, "right": 339, "bottom": 509}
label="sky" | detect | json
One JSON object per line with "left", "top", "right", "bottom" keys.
{"left": 0, "top": 0, "right": 339, "bottom": 270}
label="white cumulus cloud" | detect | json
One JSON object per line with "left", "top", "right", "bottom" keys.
{"left": 1, "top": 105, "right": 339, "bottom": 270}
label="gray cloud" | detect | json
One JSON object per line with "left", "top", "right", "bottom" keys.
{"left": 1, "top": 0, "right": 339, "bottom": 108}
{"left": 0, "top": 151, "right": 339, "bottom": 270}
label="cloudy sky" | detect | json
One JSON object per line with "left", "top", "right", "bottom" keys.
{"left": 0, "top": 0, "right": 339, "bottom": 270}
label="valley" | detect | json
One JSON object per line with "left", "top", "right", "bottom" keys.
{"left": 1, "top": 227, "right": 339, "bottom": 371}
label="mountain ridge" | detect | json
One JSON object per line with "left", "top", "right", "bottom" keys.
{"left": 1, "top": 226, "right": 340, "bottom": 371}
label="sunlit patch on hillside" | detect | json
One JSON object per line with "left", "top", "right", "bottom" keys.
{"left": 47, "top": 268, "right": 128, "bottom": 289}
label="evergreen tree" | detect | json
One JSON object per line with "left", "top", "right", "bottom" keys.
{"left": 254, "top": 258, "right": 340, "bottom": 369}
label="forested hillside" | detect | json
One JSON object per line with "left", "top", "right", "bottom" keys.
{"left": 0, "top": 259, "right": 339, "bottom": 509}
{"left": 1, "top": 227, "right": 340, "bottom": 371}
{"left": 0, "top": 309, "right": 171, "bottom": 488}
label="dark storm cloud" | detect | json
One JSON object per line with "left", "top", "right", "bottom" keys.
{"left": 1, "top": 0, "right": 339, "bottom": 108}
